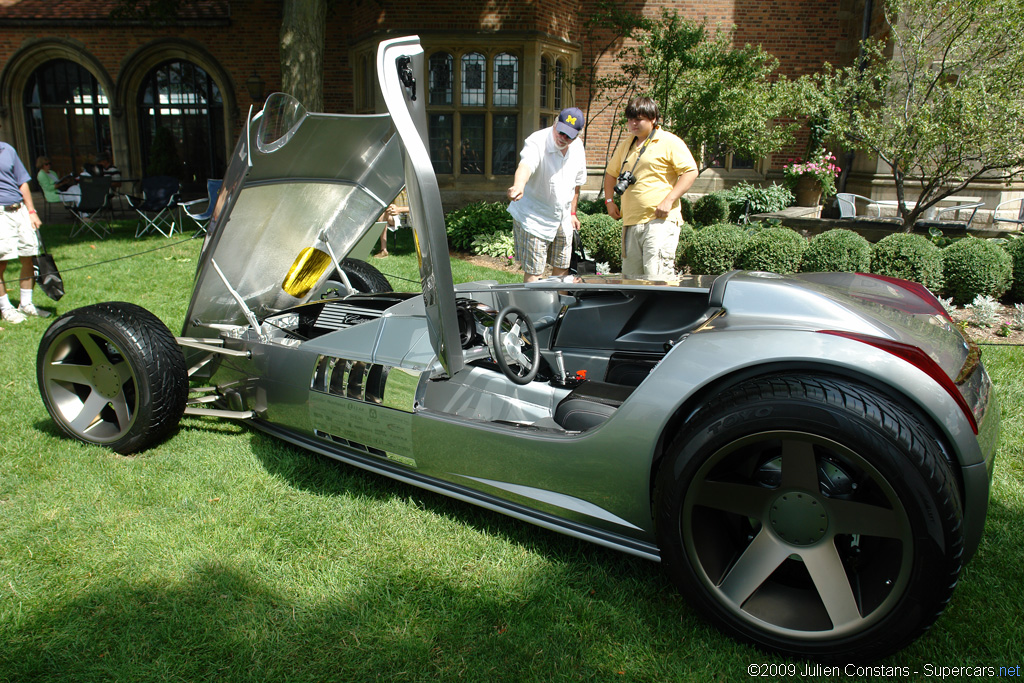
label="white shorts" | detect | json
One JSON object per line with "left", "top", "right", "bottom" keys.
{"left": 0, "top": 205, "right": 39, "bottom": 261}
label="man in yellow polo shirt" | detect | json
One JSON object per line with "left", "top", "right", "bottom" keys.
{"left": 603, "top": 96, "right": 698, "bottom": 280}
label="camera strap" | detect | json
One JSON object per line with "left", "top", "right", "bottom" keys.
{"left": 620, "top": 132, "right": 655, "bottom": 177}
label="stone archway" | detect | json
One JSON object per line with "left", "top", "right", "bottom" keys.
{"left": 0, "top": 39, "right": 116, "bottom": 169}
{"left": 118, "top": 39, "right": 239, "bottom": 193}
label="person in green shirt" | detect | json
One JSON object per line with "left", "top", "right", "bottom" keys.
{"left": 35, "top": 156, "right": 80, "bottom": 206}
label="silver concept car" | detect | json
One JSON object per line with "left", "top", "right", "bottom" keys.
{"left": 36, "top": 36, "right": 999, "bottom": 662}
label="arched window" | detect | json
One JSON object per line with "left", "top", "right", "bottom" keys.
{"left": 137, "top": 59, "right": 224, "bottom": 191}
{"left": 23, "top": 59, "right": 110, "bottom": 177}
{"left": 553, "top": 58, "right": 566, "bottom": 110}
{"left": 540, "top": 56, "right": 550, "bottom": 111}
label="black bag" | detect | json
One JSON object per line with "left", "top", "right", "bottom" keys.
{"left": 33, "top": 236, "right": 65, "bottom": 301}
{"left": 569, "top": 231, "right": 596, "bottom": 276}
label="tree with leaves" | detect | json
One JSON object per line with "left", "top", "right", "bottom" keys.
{"left": 802, "top": 0, "right": 1024, "bottom": 230}
{"left": 582, "top": 6, "right": 799, "bottom": 174}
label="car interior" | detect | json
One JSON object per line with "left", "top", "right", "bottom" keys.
{"left": 254, "top": 269, "right": 732, "bottom": 434}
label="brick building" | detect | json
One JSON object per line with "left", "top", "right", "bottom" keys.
{"left": 0, "top": 0, "right": 873, "bottom": 205}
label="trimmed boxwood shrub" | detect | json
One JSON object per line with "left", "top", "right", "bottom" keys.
{"left": 693, "top": 192, "right": 729, "bottom": 227}
{"left": 687, "top": 222, "right": 748, "bottom": 275}
{"left": 445, "top": 201, "right": 513, "bottom": 251}
{"left": 578, "top": 212, "right": 622, "bottom": 272}
{"left": 870, "top": 233, "right": 943, "bottom": 290}
{"left": 801, "top": 229, "right": 872, "bottom": 273}
{"left": 576, "top": 197, "right": 608, "bottom": 217}
{"left": 940, "top": 237, "right": 1013, "bottom": 304}
{"left": 675, "top": 222, "right": 696, "bottom": 273}
{"left": 678, "top": 196, "right": 694, "bottom": 225}
{"left": 738, "top": 226, "right": 807, "bottom": 274}
{"left": 1001, "top": 237, "right": 1024, "bottom": 303}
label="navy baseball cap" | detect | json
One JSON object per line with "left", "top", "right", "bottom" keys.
{"left": 555, "top": 107, "right": 585, "bottom": 139}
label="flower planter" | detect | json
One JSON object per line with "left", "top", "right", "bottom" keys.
{"left": 794, "top": 175, "right": 822, "bottom": 207}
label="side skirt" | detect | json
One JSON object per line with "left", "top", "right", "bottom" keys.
{"left": 248, "top": 419, "right": 662, "bottom": 562}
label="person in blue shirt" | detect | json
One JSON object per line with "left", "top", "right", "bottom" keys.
{"left": 0, "top": 136, "right": 44, "bottom": 323}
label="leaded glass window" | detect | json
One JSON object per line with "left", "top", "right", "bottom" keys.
{"left": 429, "top": 52, "right": 453, "bottom": 106}
{"left": 461, "top": 53, "right": 485, "bottom": 106}
{"left": 553, "top": 59, "right": 565, "bottom": 110}
{"left": 428, "top": 114, "right": 453, "bottom": 174}
{"left": 460, "top": 114, "right": 485, "bottom": 174}
{"left": 493, "top": 53, "right": 518, "bottom": 107}
{"left": 425, "top": 47, "right": 523, "bottom": 176}
{"left": 492, "top": 114, "right": 517, "bottom": 175}
{"left": 540, "top": 57, "right": 549, "bottom": 109}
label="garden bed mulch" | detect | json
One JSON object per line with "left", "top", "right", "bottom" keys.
{"left": 949, "top": 304, "right": 1024, "bottom": 346}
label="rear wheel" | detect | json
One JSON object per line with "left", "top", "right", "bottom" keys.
{"left": 655, "top": 374, "right": 963, "bottom": 662}
{"left": 319, "top": 258, "right": 393, "bottom": 297}
{"left": 37, "top": 302, "right": 188, "bottom": 454}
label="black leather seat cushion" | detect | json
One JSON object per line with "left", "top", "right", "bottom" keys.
{"left": 554, "top": 380, "right": 635, "bottom": 431}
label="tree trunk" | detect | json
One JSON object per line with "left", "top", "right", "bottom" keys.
{"left": 280, "top": 0, "right": 326, "bottom": 112}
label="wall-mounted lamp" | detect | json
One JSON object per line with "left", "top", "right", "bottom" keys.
{"left": 245, "top": 72, "right": 265, "bottom": 102}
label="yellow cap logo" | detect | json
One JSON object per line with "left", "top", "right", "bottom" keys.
{"left": 565, "top": 115, "right": 577, "bottom": 126}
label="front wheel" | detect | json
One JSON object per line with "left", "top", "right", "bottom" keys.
{"left": 318, "top": 258, "right": 393, "bottom": 298}
{"left": 37, "top": 302, "right": 188, "bottom": 454}
{"left": 655, "top": 374, "right": 964, "bottom": 662}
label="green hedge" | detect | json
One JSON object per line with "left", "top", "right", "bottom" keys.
{"left": 675, "top": 223, "right": 696, "bottom": 273}
{"left": 692, "top": 193, "right": 729, "bottom": 227}
{"left": 1003, "top": 238, "right": 1024, "bottom": 303}
{"left": 739, "top": 226, "right": 806, "bottom": 274}
{"left": 445, "top": 201, "right": 513, "bottom": 251}
{"left": 870, "top": 233, "right": 944, "bottom": 291}
{"left": 941, "top": 237, "right": 1013, "bottom": 304}
{"left": 687, "top": 223, "right": 747, "bottom": 275}
{"left": 802, "top": 229, "right": 872, "bottom": 273}
{"left": 578, "top": 212, "right": 623, "bottom": 272}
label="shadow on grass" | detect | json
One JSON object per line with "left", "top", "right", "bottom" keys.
{"left": 0, "top": 554, "right": 722, "bottom": 682}
{"left": 245, "top": 428, "right": 656, "bottom": 581}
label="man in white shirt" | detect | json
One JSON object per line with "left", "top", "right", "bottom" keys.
{"left": 506, "top": 107, "right": 587, "bottom": 282}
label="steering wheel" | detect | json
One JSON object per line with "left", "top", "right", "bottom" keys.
{"left": 491, "top": 306, "right": 540, "bottom": 385}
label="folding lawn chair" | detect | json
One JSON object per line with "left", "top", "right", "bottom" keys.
{"left": 993, "top": 197, "right": 1024, "bottom": 230}
{"left": 67, "top": 175, "right": 114, "bottom": 238}
{"left": 836, "top": 192, "right": 883, "bottom": 218}
{"left": 127, "top": 176, "right": 180, "bottom": 237}
{"left": 180, "top": 178, "right": 223, "bottom": 235}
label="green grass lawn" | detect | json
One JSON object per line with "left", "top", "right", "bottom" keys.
{"left": 1, "top": 222, "right": 1022, "bottom": 681}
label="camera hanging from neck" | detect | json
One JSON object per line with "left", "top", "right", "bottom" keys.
{"left": 614, "top": 132, "right": 656, "bottom": 196}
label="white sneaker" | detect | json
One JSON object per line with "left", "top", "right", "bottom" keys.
{"left": 18, "top": 302, "right": 49, "bottom": 317}
{"left": 1, "top": 307, "right": 27, "bottom": 323}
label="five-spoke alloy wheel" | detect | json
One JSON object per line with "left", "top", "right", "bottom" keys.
{"left": 655, "top": 374, "right": 964, "bottom": 662}
{"left": 37, "top": 302, "right": 188, "bottom": 454}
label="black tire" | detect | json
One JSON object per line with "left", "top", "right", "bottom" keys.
{"left": 37, "top": 302, "right": 188, "bottom": 455}
{"left": 337, "top": 258, "right": 393, "bottom": 293}
{"left": 654, "top": 374, "right": 963, "bottom": 662}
